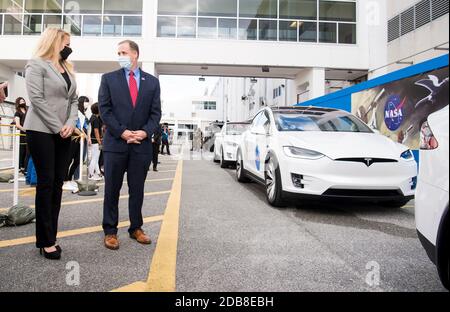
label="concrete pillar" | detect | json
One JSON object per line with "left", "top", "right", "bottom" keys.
{"left": 293, "top": 67, "right": 326, "bottom": 103}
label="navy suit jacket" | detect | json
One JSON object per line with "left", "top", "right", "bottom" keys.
{"left": 98, "top": 68, "right": 162, "bottom": 155}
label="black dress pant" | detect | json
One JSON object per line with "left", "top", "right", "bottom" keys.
{"left": 27, "top": 131, "right": 71, "bottom": 248}
{"left": 66, "top": 139, "right": 80, "bottom": 181}
{"left": 161, "top": 141, "right": 170, "bottom": 155}
{"left": 19, "top": 136, "right": 29, "bottom": 172}
{"left": 102, "top": 147, "right": 151, "bottom": 236}
{"left": 152, "top": 143, "right": 160, "bottom": 169}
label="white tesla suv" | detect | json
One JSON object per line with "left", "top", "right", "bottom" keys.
{"left": 236, "top": 106, "right": 418, "bottom": 208}
{"left": 214, "top": 122, "right": 250, "bottom": 168}
{"left": 415, "top": 105, "right": 449, "bottom": 290}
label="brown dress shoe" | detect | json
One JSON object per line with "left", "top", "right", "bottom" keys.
{"left": 104, "top": 235, "right": 120, "bottom": 250}
{"left": 130, "top": 229, "right": 152, "bottom": 245}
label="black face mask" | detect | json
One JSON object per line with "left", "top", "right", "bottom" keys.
{"left": 60, "top": 46, "right": 73, "bottom": 61}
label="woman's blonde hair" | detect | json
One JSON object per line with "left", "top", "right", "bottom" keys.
{"left": 33, "top": 28, "right": 75, "bottom": 75}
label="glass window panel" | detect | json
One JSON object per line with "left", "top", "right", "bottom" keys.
{"left": 239, "top": 0, "right": 277, "bottom": 18}
{"left": 83, "top": 15, "right": 101, "bottom": 36}
{"left": 123, "top": 16, "right": 142, "bottom": 36}
{"left": 218, "top": 18, "right": 237, "bottom": 39}
{"left": 199, "top": 0, "right": 237, "bottom": 17}
{"left": 103, "top": 16, "right": 122, "bottom": 37}
{"left": 280, "top": 0, "right": 317, "bottom": 20}
{"left": 104, "top": 0, "right": 142, "bottom": 14}
{"left": 339, "top": 23, "right": 356, "bottom": 44}
{"left": 1, "top": 0, "right": 25, "bottom": 13}
{"left": 299, "top": 21, "right": 317, "bottom": 42}
{"left": 23, "top": 14, "right": 42, "bottom": 35}
{"left": 238, "top": 18, "right": 257, "bottom": 40}
{"left": 64, "top": 15, "right": 81, "bottom": 36}
{"left": 157, "top": 16, "right": 176, "bottom": 37}
{"left": 3, "top": 14, "right": 22, "bottom": 34}
{"left": 0, "top": 15, "right": 2, "bottom": 34}
{"left": 259, "top": 19, "right": 277, "bottom": 41}
{"left": 177, "top": 17, "right": 196, "bottom": 38}
{"left": 319, "top": 1, "right": 356, "bottom": 22}
{"left": 64, "top": 0, "right": 102, "bottom": 14}
{"left": 279, "top": 20, "right": 298, "bottom": 41}
{"left": 25, "top": 0, "right": 62, "bottom": 13}
{"left": 158, "top": 0, "right": 196, "bottom": 16}
{"left": 198, "top": 17, "right": 217, "bottom": 39}
{"left": 319, "top": 22, "right": 336, "bottom": 43}
{"left": 43, "top": 14, "right": 61, "bottom": 30}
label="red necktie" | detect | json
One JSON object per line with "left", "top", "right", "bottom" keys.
{"left": 129, "top": 71, "right": 138, "bottom": 108}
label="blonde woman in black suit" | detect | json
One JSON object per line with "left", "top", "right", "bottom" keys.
{"left": 24, "top": 28, "right": 78, "bottom": 260}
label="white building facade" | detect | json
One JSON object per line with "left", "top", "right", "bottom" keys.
{"left": 0, "top": 0, "right": 448, "bottom": 125}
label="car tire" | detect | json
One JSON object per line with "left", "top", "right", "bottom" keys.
{"left": 220, "top": 148, "right": 228, "bottom": 168}
{"left": 265, "top": 157, "right": 286, "bottom": 208}
{"left": 236, "top": 150, "right": 250, "bottom": 183}
{"left": 384, "top": 200, "right": 410, "bottom": 208}
{"left": 213, "top": 147, "right": 220, "bottom": 163}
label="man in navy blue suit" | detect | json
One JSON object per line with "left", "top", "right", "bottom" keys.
{"left": 98, "top": 40, "right": 161, "bottom": 250}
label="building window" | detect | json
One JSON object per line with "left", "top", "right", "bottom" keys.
{"left": 279, "top": 20, "right": 298, "bottom": 42}
{"left": 280, "top": 0, "right": 317, "bottom": 20}
{"left": 157, "top": 16, "right": 176, "bottom": 37}
{"left": 66, "top": 0, "right": 102, "bottom": 14}
{"left": 25, "top": 0, "right": 63, "bottom": 14}
{"left": 218, "top": 18, "right": 237, "bottom": 39}
{"left": 3, "top": 14, "right": 22, "bottom": 35}
{"left": 23, "top": 14, "right": 42, "bottom": 35}
{"left": 158, "top": 0, "right": 196, "bottom": 16}
{"left": 104, "top": 0, "right": 143, "bottom": 14}
{"left": 82, "top": 15, "right": 101, "bottom": 36}
{"left": 259, "top": 19, "right": 277, "bottom": 41}
{"left": 193, "top": 101, "right": 217, "bottom": 110}
{"left": 103, "top": 16, "right": 122, "bottom": 37}
{"left": 199, "top": 0, "right": 237, "bottom": 17}
{"left": 177, "top": 17, "right": 196, "bottom": 38}
{"left": 43, "top": 15, "right": 62, "bottom": 30}
{"left": 123, "top": 16, "right": 142, "bottom": 37}
{"left": 338, "top": 23, "right": 356, "bottom": 44}
{"left": 319, "top": 22, "right": 337, "bottom": 43}
{"left": 319, "top": 1, "right": 356, "bottom": 22}
{"left": 64, "top": 15, "right": 81, "bottom": 36}
{"left": 299, "top": 21, "right": 317, "bottom": 42}
{"left": 239, "top": 19, "right": 257, "bottom": 40}
{"left": 198, "top": 17, "right": 217, "bottom": 39}
{"left": 239, "top": 0, "right": 278, "bottom": 18}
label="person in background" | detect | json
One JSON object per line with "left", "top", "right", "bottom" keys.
{"left": 14, "top": 97, "right": 29, "bottom": 175}
{"left": 0, "top": 82, "right": 7, "bottom": 103}
{"left": 64, "top": 96, "right": 90, "bottom": 191}
{"left": 24, "top": 28, "right": 78, "bottom": 260}
{"left": 88, "top": 103, "right": 103, "bottom": 181}
{"left": 161, "top": 125, "right": 171, "bottom": 155}
{"left": 152, "top": 125, "right": 162, "bottom": 172}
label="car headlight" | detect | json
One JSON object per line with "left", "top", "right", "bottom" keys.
{"left": 400, "top": 150, "right": 415, "bottom": 161}
{"left": 283, "top": 146, "right": 325, "bottom": 160}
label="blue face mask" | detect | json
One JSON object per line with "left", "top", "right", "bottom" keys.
{"left": 118, "top": 56, "right": 132, "bottom": 70}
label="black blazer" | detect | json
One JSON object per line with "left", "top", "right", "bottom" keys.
{"left": 98, "top": 68, "right": 161, "bottom": 154}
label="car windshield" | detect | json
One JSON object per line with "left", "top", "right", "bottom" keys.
{"left": 226, "top": 124, "right": 248, "bottom": 135}
{"left": 274, "top": 111, "right": 373, "bottom": 133}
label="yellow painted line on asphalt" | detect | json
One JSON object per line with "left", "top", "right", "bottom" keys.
{"left": 0, "top": 215, "right": 164, "bottom": 249}
{"left": 112, "top": 160, "right": 183, "bottom": 293}
{"left": 0, "top": 190, "right": 171, "bottom": 211}
{"left": 146, "top": 160, "right": 183, "bottom": 292}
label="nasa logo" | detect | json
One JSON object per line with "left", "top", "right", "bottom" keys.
{"left": 255, "top": 146, "right": 261, "bottom": 171}
{"left": 384, "top": 95, "right": 406, "bottom": 131}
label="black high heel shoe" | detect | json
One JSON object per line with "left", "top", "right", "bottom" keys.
{"left": 55, "top": 245, "right": 62, "bottom": 253}
{"left": 39, "top": 248, "right": 61, "bottom": 260}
